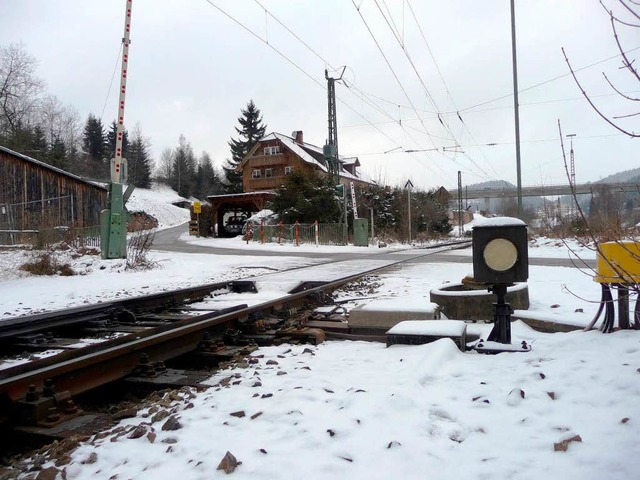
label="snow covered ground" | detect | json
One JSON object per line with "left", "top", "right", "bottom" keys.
{"left": 2, "top": 185, "right": 639, "bottom": 479}
{"left": 55, "top": 326, "right": 639, "bottom": 480}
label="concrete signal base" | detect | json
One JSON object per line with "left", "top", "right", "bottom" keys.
{"left": 348, "top": 300, "right": 440, "bottom": 335}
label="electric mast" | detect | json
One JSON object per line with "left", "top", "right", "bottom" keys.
{"left": 323, "top": 67, "right": 345, "bottom": 186}
{"left": 323, "top": 67, "right": 347, "bottom": 243}
{"left": 101, "top": 0, "right": 135, "bottom": 259}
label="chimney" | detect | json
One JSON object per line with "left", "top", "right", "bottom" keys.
{"left": 292, "top": 130, "right": 303, "bottom": 144}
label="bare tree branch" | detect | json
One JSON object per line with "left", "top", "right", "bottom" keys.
{"left": 601, "top": 0, "right": 640, "bottom": 25}
{"left": 611, "top": 12, "right": 640, "bottom": 83}
{"left": 0, "top": 43, "right": 45, "bottom": 135}
{"left": 603, "top": 72, "right": 640, "bottom": 100}
{"left": 562, "top": 48, "right": 639, "bottom": 137}
{"left": 613, "top": 111, "right": 640, "bottom": 118}
{"left": 618, "top": 0, "right": 640, "bottom": 21}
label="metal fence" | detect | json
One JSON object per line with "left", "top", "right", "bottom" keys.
{"left": 0, "top": 225, "right": 101, "bottom": 248}
{"left": 246, "top": 222, "right": 347, "bottom": 246}
{"left": 35, "top": 225, "right": 101, "bottom": 249}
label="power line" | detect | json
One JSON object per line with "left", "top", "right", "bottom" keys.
{"left": 100, "top": 42, "right": 124, "bottom": 122}
{"left": 202, "top": 0, "right": 450, "bottom": 180}
{"left": 459, "top": 44, "right": 640, "bottom": 112}
{"left": 341, "top": 89, "right": 640, "bottom": 128}
{"left": 405, "top": 0, "right": 499, "bottom": 179}
{"left": 351, "top": 1, "right": 482, "bottom": 179}
{"left": 370, "top": 0, "right": 493, "bottom": 179}
{"left": 251, "top": 0, "right": 485, "bottom": 181}
{"left": 350, "top": 131, "right": 628, "bottom": 155}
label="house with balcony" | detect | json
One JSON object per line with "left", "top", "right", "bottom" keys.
{"left": 239, "top": 130, "right": 367, "bottom": 192}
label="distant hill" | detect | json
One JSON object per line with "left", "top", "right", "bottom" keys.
{"left": 464, "top": 180, "right": 516, "bottom": 190}
{"left": 593, "top": 167, "right": 640, "bottom": 184}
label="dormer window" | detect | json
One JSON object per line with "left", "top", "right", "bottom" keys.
{"left": 264, "top": 146, "right": 281, "bottom": 156}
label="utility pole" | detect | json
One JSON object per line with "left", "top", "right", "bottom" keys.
{"left": 510, "top": 0, "right": 523, "bottom": 218}
{"left": 405, "top": 179, "right": 414, "bottom": 244}
{"left": 458, "top": 171, "right": 463, "bottom": 236}
{"left": 100, "top": 0, "right": 135, "bottom": 259}
{"left": 567, "top": 133, "right": 576, "bottom": 218}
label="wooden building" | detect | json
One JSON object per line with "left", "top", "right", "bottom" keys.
{"left": 207, "top": 131, "right": 370, "bottom": 237}
{"left": 0, "top": 146, "right": 107, "bottom": 235}
{"left": 239, "top": 131, "right": 369, "bottom": 192}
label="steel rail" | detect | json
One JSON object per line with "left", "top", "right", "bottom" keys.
{"left": 0, "top": 239, "right": 471, "bottom": 339}
{"left": 0, "top": 241, "right": 472, "bottom": 404}
{"left": 0, "top": 282, "right": 232, "bottom": 339}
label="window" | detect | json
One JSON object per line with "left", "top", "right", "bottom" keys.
{"left": 264, "top": 146, "right": 281, "bottom": 156}
{"left": 265, "top": 168, "right": 273, "bottom": 178}
{"left": 285, "top": 166, "right": 294, "bottom": 175}
{"left": 252, "top": 169, "right": 261, "bottom": 179}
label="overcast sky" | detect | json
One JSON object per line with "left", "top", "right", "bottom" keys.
{"left": 2, "top": 1, "right": 638, "bottom": 190}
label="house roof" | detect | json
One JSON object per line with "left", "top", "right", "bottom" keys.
{"left": 243, "top": 132, "right": 365, "bottom": 182}
{"left": 0, "top": 145, "right": 108, "bottom": 191}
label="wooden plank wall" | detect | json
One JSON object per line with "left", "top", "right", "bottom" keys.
{"left": 0, "top": 150, "right": 107, "bottom": 230}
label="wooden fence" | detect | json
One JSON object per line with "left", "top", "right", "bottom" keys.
{"left": 246, "top": 222, "right": 347, "bottom": 246}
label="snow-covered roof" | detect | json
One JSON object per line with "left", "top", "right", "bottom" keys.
{"left": 341, "top": 157, "right": 360, "bottom": 166}
{"left": 246, "top": 132, "right": 367, "bottom": 183}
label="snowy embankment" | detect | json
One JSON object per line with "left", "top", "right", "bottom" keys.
{"left": 126, "top": 183, "right": 192, "bottom": 229}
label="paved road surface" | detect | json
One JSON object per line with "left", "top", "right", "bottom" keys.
{"left": 152, "top": 223, "right": 596, "bottom": 268}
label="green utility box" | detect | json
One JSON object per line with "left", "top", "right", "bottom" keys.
{"left": 353, "top": 218, "right": 369, "bottom": 247}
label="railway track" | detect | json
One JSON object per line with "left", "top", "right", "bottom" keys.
{"left": 0, "top": 240, "right": 471, "bottom": 437}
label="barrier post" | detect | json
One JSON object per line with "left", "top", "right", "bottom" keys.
{"left": 278, "top": 221, "right": 283, "bottom": 244}
{"left": 314, "top": 220, "right": 319, "bottom": 247}
{"left": 295, "top": 221, "right": 300, "bottom": 246}
{"left": 260, "top": 219, "right": 264, "bottom": 244}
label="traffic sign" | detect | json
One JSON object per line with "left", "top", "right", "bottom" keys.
{"left": 193, "top": 201, "right": 202, "bottom": 214}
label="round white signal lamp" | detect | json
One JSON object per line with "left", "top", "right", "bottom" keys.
{"left": 483, "top": 238, "right": 518, "bottom": 272}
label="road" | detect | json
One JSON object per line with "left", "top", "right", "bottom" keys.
{"left": 152, "top": 223, "right": 596, "bottom": 268}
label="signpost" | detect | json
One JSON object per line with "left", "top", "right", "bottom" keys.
{"left": 405, "top": 180, "right": 414, "bottom": 245}
{"left": 192, "top": 201, "right": 201, "bottom": 237}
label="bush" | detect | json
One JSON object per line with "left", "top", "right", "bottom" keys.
{"left": 20, "top": 251, "right": 76, "bottom": 276}
{"left": 126, "top": 230, "right": 156, "bottom": 269}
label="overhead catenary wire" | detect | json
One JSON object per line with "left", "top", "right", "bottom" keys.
{"left": 203, "top": 0, "right": 452, "bottom": 180}
{"left": 371, "top": 0, "right": 494, "bottom": 180}
{"left": 405, "top": 0, "right": 500, "bottom": 179}
{"left": 100, "top": 42, "right": 124, "bottom": 122}
{"left": 351, "top": 1, "right": 483, "bottom": 179}
{"left": 459, "top": 44, "right": 640, "bottom": 113}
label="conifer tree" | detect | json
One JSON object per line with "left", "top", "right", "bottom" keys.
{"left": 223, "top": 100, "right": 266, "bottom": 193}
{"left": 195, "top": 152, "right": 223, "bottom": 199}
{"left": 31, "top": 124, "right": 48, "bottom": 157}
{"left": 170, "top": 134, "right": 196, "bottom": 198}
{"left": 127, "top": 125, "right": 152, "bottom": 188}
{"left": 48, "top": 135, "right": 67, "bottom": 170}
{"left": 106, "top": 120, "right": 129, "bottom": 161}
{"left": 82, "top": 114, "right": 107, "bottom": 178}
